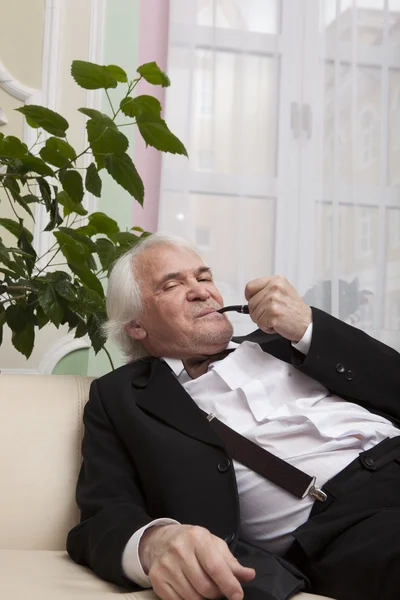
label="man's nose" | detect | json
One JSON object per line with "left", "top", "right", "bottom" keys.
{"left": 187, "top": 282, "right": 210, "bottom": 302}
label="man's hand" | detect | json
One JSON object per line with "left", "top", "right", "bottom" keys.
{"left": 139, "top": 524, "right": 255, "bottom": 600}
{"left": 245, "top": 275, "right": 312, "bottom": 342}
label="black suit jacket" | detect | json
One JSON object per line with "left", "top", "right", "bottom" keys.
{"left": 67, "top": 308, "right": 400, "bottom": 590}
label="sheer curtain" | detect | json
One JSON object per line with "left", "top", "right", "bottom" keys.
{"left": 158, "top": 0, "right": 400, "bottom": 347}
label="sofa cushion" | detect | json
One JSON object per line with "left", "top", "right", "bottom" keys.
{"left": 0, "top": 374, "right": 93, "bottom": 550}
{"left": 0, "top": 549, "right": 333, "bottom": 600}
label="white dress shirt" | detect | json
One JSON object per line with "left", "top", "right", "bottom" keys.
{"left": 122, "top": 325, "right": 399, "bottom": 586}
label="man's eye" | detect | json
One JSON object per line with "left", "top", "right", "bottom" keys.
{"left": 164, "top": 283, "right": 179, "bottom": 291}
{"left": 199, "top": 277, "right": 212, "bottom": 282}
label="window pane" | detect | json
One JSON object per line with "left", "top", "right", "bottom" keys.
{"left": 388, "top": 69, "right": 400, "bottom": 186}
{"left": 313, "top": 202, "right": 377, "bottom": 326}
{"left": 195, "top": 0, "right": 280, "bottom": 34}
{"left": 191, "top": 50, "right": 279, "bottom": 178}
{"left": 384, "top": 208, "right": 400, "bottom": 336}
{"left": 158, "top": 192, "right": 275, "bottom": 296}
{"left": 323, "top": 64, "right": 382, "bottom": 188}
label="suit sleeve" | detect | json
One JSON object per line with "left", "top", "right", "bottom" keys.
{"left": 66, "top": 379, "right": 151, "bottom": 589}
{"left": 292, "top": 306, "right": 400, "bottom": 426}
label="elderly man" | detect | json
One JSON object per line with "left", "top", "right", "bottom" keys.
{"left": 67, "top": 233, "right": 400, "bottom": 600}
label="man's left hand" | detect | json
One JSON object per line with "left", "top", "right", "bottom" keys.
{"left": 245, "top": 275, "right": 312, "bottom": 343}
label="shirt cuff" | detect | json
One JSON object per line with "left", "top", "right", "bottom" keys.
{"left": 122, "top": 518, "right": 180, "bottom": 587}
{"left": 291, "top": 321, "right": 313, "bottom": 355}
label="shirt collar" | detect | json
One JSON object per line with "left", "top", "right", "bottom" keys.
{"left": 163, "top": 340, "right": 239, "bottom": 378}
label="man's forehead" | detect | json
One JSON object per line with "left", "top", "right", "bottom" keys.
{"left": 136, "top": 244, "right": 207, "bottom": 282}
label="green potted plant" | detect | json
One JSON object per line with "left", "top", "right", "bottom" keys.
{"left": 0, "top": 60, "right": 187, "bottom": 367}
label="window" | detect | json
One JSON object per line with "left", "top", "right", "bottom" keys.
{"left": 358, "top": 106, "right": 378, "bottom": 168}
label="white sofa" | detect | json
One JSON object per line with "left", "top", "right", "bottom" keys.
{"left": 0, "top": 373, "right": 333, "bottom": 599}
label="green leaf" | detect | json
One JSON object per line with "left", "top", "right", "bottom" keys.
{"left": 12, "top": 194, "right": 35, "bottom": 219}
{"left": 78, "top": 108, "right": 117, "bottom": 127}
{"left": 69, "top": 262, "right": 104, "bottom": 298}
{"left": 0, "top": 135, "right": 28, "bottom": 158}
{"left": 57, "top": 190, "right": 88, "bottom": 217}
{"left": 44, "top": 198, "right": 63, "bottom": 232}
{"left": 104, "top": 153, "right": 144, "bottom": 204}
{"left": 120, "top": 95, "right": 162, "bottom": 118}
{"left": 12, "top": 322, "right": 35, "bottom": 358}
{"left": 40, "top": 146, "right": 69, "bottom": 168}
{"left": 137, "top": 62, "right": 171, "bottom": 87}
{"left": 2, "top": 178, "right": 34, "bottom": 219}
{"left": 75, "top": 224, "right": 97, "bottom": 237}
{"left": 87, "top": 313, "right": 106, "bottom": 354}
{"left": 37, "top": 178, "right": 52, "bottom": 211}
{"left": 6, "top": 304, "right": 29, "bottom": 332}
{"left": 95, "top": 238, "right": 115, "bottom": 270}
{"left": 111, "top": 231, "right": 140, "bottom": 249}
{"left": 137, "top": 112, "right": 188, "bottom": 156}
{"left": 85, "top": 162, "right": 102, "bottom": 197}
{"left": 88, "top": 212, "right": 119, "bottom": 235}
{"left": 16, "top": 105, "right": 69, "bottom": 137}
{"left": 76, "top": 286, "right": 104, "bottom": 312}
{"left": 19, "top": 155, "right": 55, "bottom": 176}
{"left": 0, "top": 304, "right": 5, "bottom": 346}
{"left": 105, "top": 64, "right": 127, "bottom": 83}
{"left": 0, "top": 218, "right": 33, "bottom": 243}
{"left": 21, "top": 194, "right": 41, "bottom": 204}
{"left": 18, "top": 228, "right": 37, "bottom": 276}
{"left": 71, "top": 60, "right": 119, "bottom": 90}
{"left": 60, "top": 169, "right": 84, "bottom": 202}
{"left": 54, "top": 231, "right": 88, "bottom": 264}
{"left": 87, "top": 119, "right": 129, "bottom": 157}
{"left": 35, "top": 305, "right": 49, "bottom": 329}
{"left": 39, "top": 137, "right": 76, "bottom": 168}
{"left": 3, "top": 175, "right": 20, "bottom": 197}
{"left": 46, "top": 137, "right": 77, "bottom": 161}
{"left": 38, "top": 282, "right": 64, "bottom": 327}
{"left": 58, "top": 226, "right": 96, "bottom": 251}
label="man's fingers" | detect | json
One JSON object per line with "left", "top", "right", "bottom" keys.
{"left": 151, "top": 577, "right": 185, "bottom": 600}
{"left": 182, "top": 559, "right": 224, "bottom": 598}
{"left": 197, "top": 547, "right": 247, "bottom": 600}
{"left": 230, "top": 559, "right": 256, "bottom": 582}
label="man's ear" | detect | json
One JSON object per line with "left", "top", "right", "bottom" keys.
{"left": 125, "top": 321, "right": 147, "bottom": 340}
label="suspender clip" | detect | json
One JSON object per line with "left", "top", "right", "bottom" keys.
{"left": 308, "top": 485, "right": 327, "bottom": 502}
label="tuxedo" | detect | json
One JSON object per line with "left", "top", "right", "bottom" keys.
{"left": 67, "top": 308, "right": 400, "bottom": 599}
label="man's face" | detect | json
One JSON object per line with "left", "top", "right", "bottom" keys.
{"left": 126, "top": 244, "right": 233, "bottom": 358}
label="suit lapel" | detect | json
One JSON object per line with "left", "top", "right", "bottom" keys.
{"left": 134, "top": 358, "right": 224, "bottom": 449}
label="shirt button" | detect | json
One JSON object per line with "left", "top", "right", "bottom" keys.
{"left": 217, "top": 458, "right": 231, "bottom": 473}
{"left": 336, "top": 363, "right": 345, "bottom": 373}
{"left": 224, "top": 533, "right": 235, "bottom": 545}
{"left": 345, "top": 370, "right": 354, "bottom": 381}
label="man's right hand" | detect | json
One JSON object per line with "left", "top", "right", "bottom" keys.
{"left": 139, "top": 524, "right": 256, "bottom": 600}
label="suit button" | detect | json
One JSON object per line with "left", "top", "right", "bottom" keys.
{"left": 364, "top": 458, "right": 374, "bottom": 467}
{"left": 336, "top": 363, "right": 345, "bottom": 373}
{"left": 345, "top": 370, "right": 354, "bottom": 381}
{"left": 224, "top": 533, "right": 235, "bottom": 545}
{"left": 218, "top": 458, "right": 231, "bottom": 473}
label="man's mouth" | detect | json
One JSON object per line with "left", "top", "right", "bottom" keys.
{"left": 196, "top": 308, "right": 221, "bottom": 318}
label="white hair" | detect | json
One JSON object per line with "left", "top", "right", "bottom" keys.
{"left": 103, "top": 232, "right": 200, "bottom": 361}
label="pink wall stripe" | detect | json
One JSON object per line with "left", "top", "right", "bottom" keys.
{"left": 133, "top": 0, "right": 170, "bottom": 233}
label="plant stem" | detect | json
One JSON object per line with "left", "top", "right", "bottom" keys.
{"left": 33, "top": 247, "right": 61, "bottom": 279}
{"left": 0, "top": 293, "right": 27, "bottom": 305}
{"left": 116, "top": 121, "right": 137, "bottom": 127}
{"left": 103, "top": 345, "right": 115, "bottom": 371}
{"left": 105, "top": 90, "right": 116, "bottom": 118}
{"left": 4, "top": 187, "right": 21, "bottom": 220}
